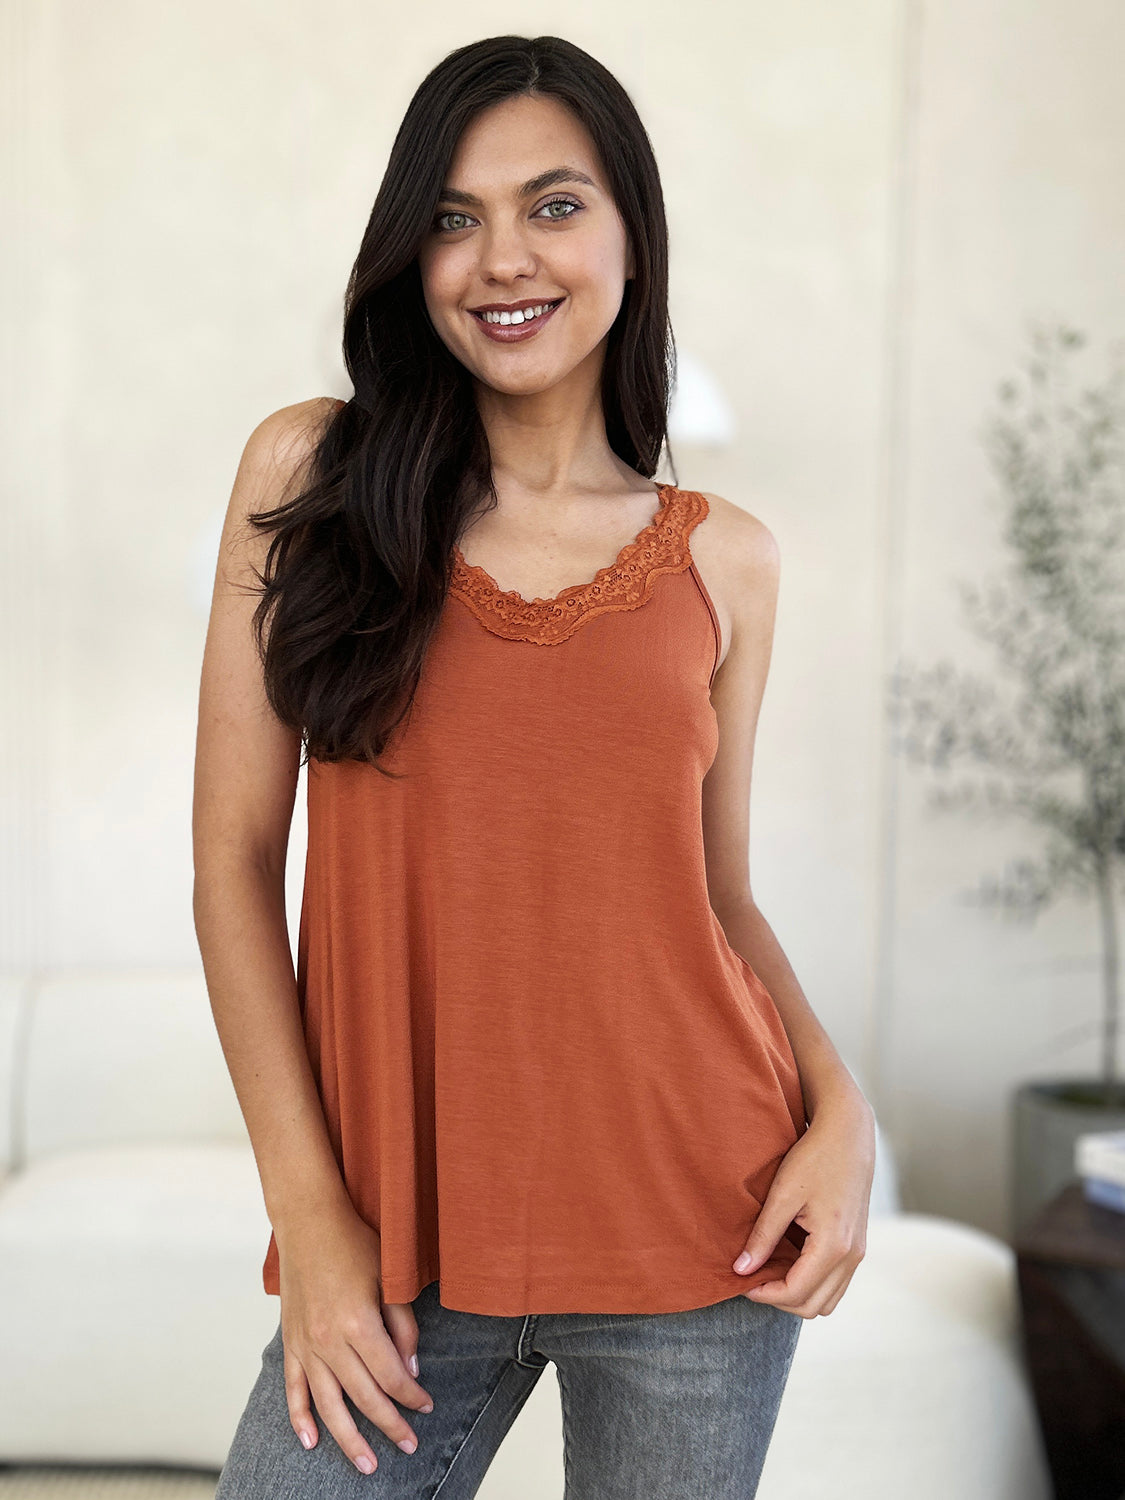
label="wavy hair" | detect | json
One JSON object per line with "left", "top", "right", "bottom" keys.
{"left": 246, "top": 34, "right": 676, "bottom": 775}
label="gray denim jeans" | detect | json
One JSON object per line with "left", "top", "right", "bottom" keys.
{"left": 214, "top": 1278, "right": 802, "bottom": 1499}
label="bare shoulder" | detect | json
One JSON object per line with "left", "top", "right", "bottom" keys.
{"left": 223, "top": 396, "right": 342, "bottom": 551}
{"left": 196, "top": 395, "right": 342, "bottom": 868}
{"left": 688, "top": 489, "right": 780, "bottom": 670}
{"left": 206, "top": 397, "right": 340, "bottom": 613}
{"left": 237, "top": 395, "right": 342, "bottom": 493}
{"left": 692, "top": 490, "right": 779, "bottom": 572}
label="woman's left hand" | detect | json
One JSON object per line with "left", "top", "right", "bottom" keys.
{"left": 732, "top": 1090, "right": 877, "bottom": 1318}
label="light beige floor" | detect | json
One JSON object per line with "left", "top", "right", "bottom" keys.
{"left": 0, "top": 1470, "right": 218, "bottom": 1498}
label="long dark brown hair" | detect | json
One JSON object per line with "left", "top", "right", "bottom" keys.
{"left": 247, "top": 35, "right": 677, "bottom": 775}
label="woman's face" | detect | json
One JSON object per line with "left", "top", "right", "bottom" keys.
{"left": 417, "top": 93, "right": 634, "bottom": 397}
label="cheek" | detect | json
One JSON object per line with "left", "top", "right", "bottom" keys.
{"left": 419, "top": 250, "right": 465, "bottom": 319}
{"left": 568, "top": 261, "right": 628, "bottom": 331}
{"left": 562, "top": 235, "right": 628, "bottom": 304}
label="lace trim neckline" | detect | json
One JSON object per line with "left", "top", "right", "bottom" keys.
{"left": 448, "top": 485, "right": 710, "bottom": 645}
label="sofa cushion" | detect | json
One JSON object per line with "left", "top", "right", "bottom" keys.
{"left": 0, "top": 1141, "right": 276, "bottom": 1467}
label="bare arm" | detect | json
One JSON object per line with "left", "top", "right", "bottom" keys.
{"left": 192, "top": 396, "right": 353, "bottom": 1238}
{"left": 694, "top": 495, "right": 874, "bottom": 1319}
{"left": 697, "top": 500, "right": 868, "bottom": 1122}
{"left": 192, "top": 396, "right": 433, "bottom": 1467}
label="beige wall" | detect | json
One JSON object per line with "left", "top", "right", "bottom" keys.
{"left": 4, "top": 0, "right": 1122, "bottom": 1242}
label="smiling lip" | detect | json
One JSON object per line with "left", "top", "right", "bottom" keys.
{"left": 468, "top": 298, "right": 564, "bottom": 344}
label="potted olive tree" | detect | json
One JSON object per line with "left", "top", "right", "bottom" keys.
{"left": 887, "top": 320, "right": 1125, "bottom": 1237}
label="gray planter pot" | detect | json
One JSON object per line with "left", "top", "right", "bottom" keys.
{"left": 1011, "top": 1077, "right": 1125, "bottom": 1238}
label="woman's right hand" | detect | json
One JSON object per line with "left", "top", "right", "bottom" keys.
{"left": 276, "top": 1203, "right": 435, "bottom": 1474}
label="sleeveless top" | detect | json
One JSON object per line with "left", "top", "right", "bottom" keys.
{"left": 261, "top": 450, "right": 809, "bottom": 1315}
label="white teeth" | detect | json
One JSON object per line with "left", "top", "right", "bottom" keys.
{"left": 478, "top": 301, "right": 557, "bottom": 325}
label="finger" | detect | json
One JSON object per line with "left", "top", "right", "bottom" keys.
{"left": 743, "top": 1244, "right": 840, "bottom": 1311}
{"left": 747, "top": 1251, "right": 855, "bottom": 1317}
{"left": 335, "top": 1339, "right": 427, "bottom": 1455}
{"left": 792, "top": 1264, "right": 852, "bottom": 1319}
{"left": 282, "top": 1345, "right": 319, "bottom": 1451}
{"left": 304, "top": 1359, "right": 381, "bottom": 1474}
{"left": 732, "top": 1221, "right": 787, "bottom": 1276}
{"left": 381, "top": 1302, "right": 431, "bottom": 1404}
{"left": 733, "top": 1195, "right": 811, "bottom": 1276}
{"left": 817, "top": 1263, "right": 860, "bottom": 1315}
{"left": 742, "top": 1277, "right": 789, "bottom": 1304}
{"left": 352, "top": 1316, "right": 435, "bottom": 1416}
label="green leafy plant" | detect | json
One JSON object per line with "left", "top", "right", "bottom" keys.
{"left": 887, "top": 321, "right": 1125, "bottom": 1108}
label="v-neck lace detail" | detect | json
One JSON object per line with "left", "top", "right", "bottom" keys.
{"left": 448, "top": 485, "right": 710, "bottom": 645}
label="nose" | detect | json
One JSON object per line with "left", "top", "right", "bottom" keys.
{"left": 476, "top": 221, "right": 538, "bottom": 284}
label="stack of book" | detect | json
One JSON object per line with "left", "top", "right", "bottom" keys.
{"left": 1076, "top": 1128, "right": 1125, "bottom": 1213}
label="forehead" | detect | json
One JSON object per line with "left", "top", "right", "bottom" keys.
{"left": 443, "top": 94, "right": 604, "bottom": 194}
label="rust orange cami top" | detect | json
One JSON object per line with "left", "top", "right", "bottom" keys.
{"left": 261, "top": 459, "right": 809, "bottom": 1315}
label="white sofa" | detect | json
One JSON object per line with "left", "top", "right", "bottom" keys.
{"left": 0, "top": 971, "right": 1052, "bottom": 1497}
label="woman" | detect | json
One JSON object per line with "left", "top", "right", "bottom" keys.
{"left": 195, "top": 33, "right": 876, "bottom": 1499}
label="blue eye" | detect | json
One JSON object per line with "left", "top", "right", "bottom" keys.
{"left": 536, "top": 196, "right": 582, "bottom": 221}
{"left": 432, "top": 196, "right": 583, "bottom": 234}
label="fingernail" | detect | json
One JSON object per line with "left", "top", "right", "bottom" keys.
{"left": 420, "top": 1402, "right": 434, "bottom": 1413}
{"left": 734, "top": 1252, "right": 755, "bottom": 1273}
{"left": 409, "top": 1353, "right": 419, "bottom": 1376}
{"left": 355, "top": 1454, "right": 375, "bottom": 1473}
{"left": 398, "top": 1437, "right": 418, "bottom": 1454}
{"left": 299, "top": 1430, "right": 314, "bottom": 1450}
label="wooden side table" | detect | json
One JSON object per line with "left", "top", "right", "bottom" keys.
{"left": 1015, "top": 1181, "right": 1125, "bottom": 1500}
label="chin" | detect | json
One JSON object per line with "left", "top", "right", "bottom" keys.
{"left": 477, "top": 366, "right": 576, "bottom": 397}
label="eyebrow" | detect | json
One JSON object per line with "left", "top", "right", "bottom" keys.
{"left": 435, "top": 166, "right": 599, "bottom": 208}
